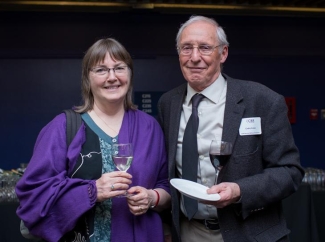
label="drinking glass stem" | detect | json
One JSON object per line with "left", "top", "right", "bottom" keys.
{"left": 215, "top": 166, "right": 223, "bottom": 184}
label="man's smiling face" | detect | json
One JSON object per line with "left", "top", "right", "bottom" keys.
{"left": 178, "top": 21, "right": 228, "bottom": 92}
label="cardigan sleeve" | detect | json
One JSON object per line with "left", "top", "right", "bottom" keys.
{"left": 16, "top": 113, "right": 97, "bottom": 242}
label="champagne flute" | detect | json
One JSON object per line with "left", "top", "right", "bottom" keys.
{"left": 209, "top": 140, "right": 233, "bottom": 180}
{"left": 112, "top": 143, "right": 133, "bottom": 197}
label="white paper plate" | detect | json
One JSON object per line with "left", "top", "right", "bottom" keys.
{"left": 170, "top": 178, "right": 220, "bottom": 201}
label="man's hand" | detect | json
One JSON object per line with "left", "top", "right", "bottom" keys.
{"left": 203, "top": 182, "right": 241, "bottom": 208}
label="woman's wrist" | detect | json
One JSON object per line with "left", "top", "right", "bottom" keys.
{"left": 150, "top": 189, "right": 160, "bottom": 209}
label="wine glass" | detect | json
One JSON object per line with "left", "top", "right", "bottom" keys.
{"left": 209, "top": 140, "right": 233, "bottom": 180}
{"left": 112, "top": 143, "right": 133, "bottom": 197}
{"left": 112, "top": 143, "right": 133, "bottom": 172}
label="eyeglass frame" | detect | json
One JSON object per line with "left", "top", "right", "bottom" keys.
{"left": 177, "top": 44, "right": 223, "bottom": 56}
{"left": 90, "top": 65, "right": 129, "bottom": 76}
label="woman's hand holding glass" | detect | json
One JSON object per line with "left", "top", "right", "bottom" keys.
{"left": 95, "top": 171, "right": 132, "bottom": 202}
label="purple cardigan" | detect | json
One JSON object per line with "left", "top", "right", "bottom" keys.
{"left": 16, "top": 109, "right": 170, "bottom": 242}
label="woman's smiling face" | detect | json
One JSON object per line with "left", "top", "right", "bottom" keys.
{"left": 89, "top": 53, "right": 130, "bottom": 107}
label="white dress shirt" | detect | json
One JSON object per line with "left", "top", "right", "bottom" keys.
{"left": 176, "top": 74, "right": 227, "bottom": 219}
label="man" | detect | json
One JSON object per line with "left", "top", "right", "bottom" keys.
{"left": 157, "top": 15, "right": 304, "bottom": 242}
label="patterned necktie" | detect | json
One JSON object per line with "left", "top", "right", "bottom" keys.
{"left": 182, "top": 93, "right": 205, "bottom": 219}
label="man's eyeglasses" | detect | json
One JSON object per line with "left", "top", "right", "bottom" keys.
{"left": 90, "top": 66, "right": 129, "bottom": 77}
{"left": 177, "top": 45, "right": 222, "bottom": 56}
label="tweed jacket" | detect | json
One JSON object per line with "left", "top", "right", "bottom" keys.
{"left": 157, "top": 74, "right": 304, "bottom": 242}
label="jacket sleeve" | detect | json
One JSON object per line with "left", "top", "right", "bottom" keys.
{"left": 234, "top": 94, "right": 304, "bottom": 219}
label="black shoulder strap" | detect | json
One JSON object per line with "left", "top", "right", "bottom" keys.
{"left": 63, "top": 109, "right": 82, "bottom": 146}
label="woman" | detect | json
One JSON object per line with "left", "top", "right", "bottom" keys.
{"left": 16, "top": 38, "right": 171, "bottom": 242}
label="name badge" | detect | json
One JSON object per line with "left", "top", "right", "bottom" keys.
{"left": 239, "top": 117, "right": 262, "bottom": 136}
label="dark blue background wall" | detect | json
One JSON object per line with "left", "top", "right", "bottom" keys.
{"left": 0, "top": 12, "right": 324, "bottom": 170}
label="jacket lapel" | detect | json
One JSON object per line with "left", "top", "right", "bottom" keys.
{"left": 168, "top": 84, "right": 186, "bottom": 178}
{"left": 222, "top": 75, "right": 245, "bottom": 147}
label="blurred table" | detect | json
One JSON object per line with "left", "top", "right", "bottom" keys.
{"left": 282, "top": 183, "right": 325, "bottom": 242}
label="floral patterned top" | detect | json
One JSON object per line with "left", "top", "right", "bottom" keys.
{"left": 82, "top": 113, "right": 117, "bottom": 242}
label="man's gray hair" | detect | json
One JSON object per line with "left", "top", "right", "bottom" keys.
{"left": 176, "top": 15, "right": 229, "bottom": 54}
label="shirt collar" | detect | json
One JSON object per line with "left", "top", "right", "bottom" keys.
{"left": 185, "top": 74, "right": 226, "bottom": 105}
